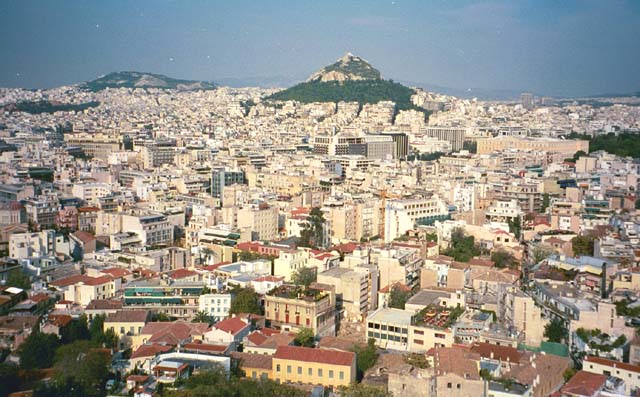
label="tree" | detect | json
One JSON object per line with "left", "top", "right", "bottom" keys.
{"left": 6, "top": 269, "right": 31, "bottom": 290}
{"left": 544, "top": 318, "right": 568, "bottom": 343}
{"left": 351, "top": 338, "right": 378, "bottom": 380}
{"left": 533, "top": 246, "right": 554, "bottom": 264}
{"left": 89, "top": 314, "right": 106, "bottom": 346}
{"left": 338, "top": 384, "right": 392, "bottom": 397}
{"left": 541, "top": 193, "right": 551, "bottom": 212}
{"left": 103, "top": 328, "right": 119, "bottom": 349}
{"left": 298, "top": 207, "right": 325, "bottom": 248}
{"left": 294, "top": 328, "right": 315, "bottom": 348}
{"left": 291, "top": 267, "right": 317, "bottom": 288}
{"left": 491, "top": 250, "right": 518, "bottom": 269}
{"left": 388, "top": 284, "right": 410, "bottom": 310}
{"left": 443, "top": 228, "right": 480, "bottom": 262}
{"left": 229, "top": 287, "right": 262, "bottom": 315}
{"left": 508, "top": 217, "right": 522, "bottom": 240}
{"left": 52, "top": 341, "right": 110, "bottom": 397}
{"left": 151, "top": 312, "right": 172, "bottom": 322}
{"left": 19, "top": 332, "right": 60, "bottom": 369}
{"left": 572, "top": 235, "right": 595, "bottom": 256}
{"left": 572, "top": 150, "right": 587, "bottom": 162}
{"left": 163, "top": 366, "right": 306, "bottom": 397}
{"left": 193, "top": 311, "right": 212, "bottom": 324}
{"left": 0, "top": 363, "right": 20, "bottom": 397}
{"left": 563, "top": 367, "right": 577, "bottom": 382}
{"left": 61, "top": 314, "right": 90, "bottom": 344}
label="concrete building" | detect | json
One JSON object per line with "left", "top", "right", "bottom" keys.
{"left": 264, "top": 285, "right": 336, "bottom": 337}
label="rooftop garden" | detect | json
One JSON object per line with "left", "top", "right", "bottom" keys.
{"left": 268, "top": 284, "right": 327, "bottom": 302}
{"left": 413, "top": 305, "right": 465, "bottom": 329}
{"left": 575, "top": 328, "right": 627, "bottom": 352}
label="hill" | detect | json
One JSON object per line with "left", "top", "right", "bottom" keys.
{"left": 266, "top": 53, "right": 425, "bottom": 112}
{"left": 82, "top": 71, "right": 217, "bottom": 92}
{"left": 306, "top": 53, "right": 382, "bottom": 82}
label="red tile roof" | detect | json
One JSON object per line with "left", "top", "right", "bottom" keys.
{"left": 213, "top": 317, "right": 249, "bottom": 335}
{"left": 246, "top": 331, "right": 268, "bottom": 346}
{"left": 470, "top": 342, "right": 522, "bottom": 363}
{"left": 101, "top": 268, "right": 131, "bottom": 278}
{"left": 169, "top": 268, "right": 198, "bottom": 280}
{"left": 585, "top": 356, "right": 640, "bottom": 373}
{"left": 131, "top": 344, "right": 173, "bottom": 359}
{"left": 274, "top": 346, "right": 355, "bottom": 367}
{"left": 71, "top": 231, "right": 96, "bottom": 244}
{"left": 183, "top": 342, "right": 228, "bottom": 353}
{"left": 560, "top": 370, "right": 607, "bottom": 396}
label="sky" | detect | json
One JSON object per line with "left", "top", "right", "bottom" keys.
{"left": 1, "top": 0, "right": 639, "bottom": 97}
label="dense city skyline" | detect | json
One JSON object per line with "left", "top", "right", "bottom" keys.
{"left": 1, "top": 0, "right": 640, "bottom": 97}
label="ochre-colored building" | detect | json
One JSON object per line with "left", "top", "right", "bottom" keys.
{"left": 272, "top": 346, "right": 356, "bottom": 387}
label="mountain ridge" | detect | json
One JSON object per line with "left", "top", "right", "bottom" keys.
{"left": 82, "top": 71, "right": 217, "bottom": 92}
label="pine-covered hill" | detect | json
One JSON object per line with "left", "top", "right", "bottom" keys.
{"left": 266, "top": 79, "right": 426, "bottom": 112}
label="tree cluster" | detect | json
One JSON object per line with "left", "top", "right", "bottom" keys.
{"left": 443, "top": 228, "right": 480, "bottom": 262}
{"left": 297, "top": 207, "right": 325, "bottom": 249}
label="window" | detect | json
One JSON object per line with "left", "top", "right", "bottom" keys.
{"left": 318, "top": 369, "right": 323, "bottom": 377}
{"left": 276, "top": 364, "right": 281, "bottom": 372}
{"left": 252, "top": 371, "right": 257, "bottom": 378}
{"left": 329, "top": 370, "right": 334, "bottom": 378}
{"left": 414, "top": 339, "right": 424, "bottom": 345}
{"left": 287, "top": 365, "right": 291, "bottom": 373}
{"left": 339, "top": 371, "right": 344, "bottom": 380}
{"left": 298, "top": 367, "right": 302, "bottom": 375}
{"left": 447, "top": 383, "right": 452, "bottom": 389}
{"left": 308, "top": 368, "right": 312, "bottom": 376}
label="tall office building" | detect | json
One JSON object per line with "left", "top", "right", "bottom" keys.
{"left": 520, "top": 92, "right": 535, "bottom": 110}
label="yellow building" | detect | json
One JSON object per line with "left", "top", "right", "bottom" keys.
{"left": 272, "top": 346, "right": 356, "bottom": 387}
{"left": 264, "top": 285, "right": 336, "bottom": 337}
{"left": 104, "top": 310, "right": 149, "bottom": 350}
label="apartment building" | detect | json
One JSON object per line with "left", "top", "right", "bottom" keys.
{"left": 9, "top": 230, "right": 57, "bottom": 259}
{"left": 123, "top": 280, "right": 203, "bottom": 320}
{"left": 63, "top": 132, "right": 126, "bottom": 160}
{"left": 384, "top": 197, "right": 449, "bottom": 242}
{"left": 477, "top": 136, "right": 589, "bottom": 156}
{"left": 317, "top": 265, "right": 379, "bottom": 322}
{"left": 264, "top": 285, "right": 336, "bottom": 337}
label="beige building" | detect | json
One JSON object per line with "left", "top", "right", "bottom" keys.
{"left": 476, "top": 136, "right": 589, "bottom": 156}
{"left": 63, "top": 132, "right": 125, "bottom": 160}
{"left": 500, "top": 287, "right": 545, "bottom": 347}
{"left": 317, "top": 265, "right": 379, "bottom": 322}
{"left": 264, "top": 285, "right": 336, "bottom": 337}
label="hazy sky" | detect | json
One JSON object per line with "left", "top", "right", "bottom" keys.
{"left": 1, "top": 0, "right": 639, "bottom": 96}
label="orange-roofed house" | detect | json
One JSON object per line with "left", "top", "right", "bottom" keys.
{"left": 583, "top": 356, "right": 640, "bottom": 395}
{"left": 204, "top": 317, "right": 251, "bottom": 346}
{"left": 272, "top": 346, "right": 356, "bottom": 387}
{"left": 50, "top": 274, "right": 119, "bottom": 306}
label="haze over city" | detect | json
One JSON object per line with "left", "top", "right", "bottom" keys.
{"left": 1, "top": 0, "right": 640, "bottom": 97}
{"left": 2, "top": 2, "right": 640, "bottom": 397}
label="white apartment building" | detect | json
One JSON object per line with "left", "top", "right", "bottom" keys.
{"left": 9, "top": 230, "right": 57, "bottom": 259}
{"left": 384, "top": 197, "right": 449, "bottom": 242}
{"left": 199, "top": 293, "right": 232, "bottom": 322}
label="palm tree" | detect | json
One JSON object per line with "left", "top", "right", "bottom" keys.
{"left": 193, "top": 311, "right": 212, "bottom": 324}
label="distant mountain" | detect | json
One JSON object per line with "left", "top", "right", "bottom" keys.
{"left": 82, "top": 71, "right": 217, "bottom": 92}
{"left": 306, "top": 53, "right": 382, "bottom": 82}
{"left": 266, "top": 53, "right": 426, "bottom": 112}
